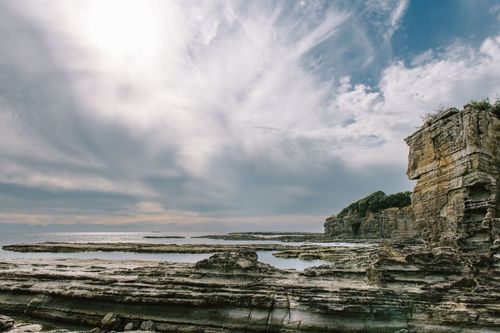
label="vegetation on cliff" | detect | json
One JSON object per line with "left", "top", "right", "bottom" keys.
{"left": 337, "top": 191, "right": 411, "bottom": 218}
{"left": 422, "top": 98, "right": 500, "bottom": 125}
{"left": 470, "top": 98, "right": 500, "bottom": 115}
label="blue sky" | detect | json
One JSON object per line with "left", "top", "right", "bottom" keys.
{"left": 394, "top": 0, "right": 499, "bottom": 58}
{"left": 0, "top": 0, "right": 498, "bottom": 232}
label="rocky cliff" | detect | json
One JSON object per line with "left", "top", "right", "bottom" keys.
{"left": 324, "top": 206, "right": 414, "bottom": 239}
{"left": 405, "top": 104, "right": 500, "bottom": 266}
{"left": 324, "top": 191, "right": 414, "bottom": 239}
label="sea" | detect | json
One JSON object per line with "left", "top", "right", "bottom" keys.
{"left": 0, "top": 232, "right": 362, "bottom": 270}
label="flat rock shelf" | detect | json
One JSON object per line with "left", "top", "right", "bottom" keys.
{"left": 0, "top": 243, "right": 499, "bottom": 332}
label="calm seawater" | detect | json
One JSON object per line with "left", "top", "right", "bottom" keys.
{"left": 0, "top": 232, "right": 359, "bottom": 270}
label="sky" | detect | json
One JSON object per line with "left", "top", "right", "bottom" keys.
{"left": 0, "top": 0, "right": 499, "bottom": 232}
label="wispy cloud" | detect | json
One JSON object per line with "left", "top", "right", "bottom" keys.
{"left": 365, "top": 0, "right": 410, "bottom": 41}
{"left": 0, "top": 0, "right": 498, "bottom": 230}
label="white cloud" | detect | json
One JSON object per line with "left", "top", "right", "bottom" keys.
{"left": 489, "top": 3, "right": 500, "bottom": 21}
{"left": 365, "top": 0, "right": 410, "bottom": 40}
{"left": 0, "top": 0, "right": 498, "bottom": 226}
{"left": 327, "top": 35, "right": 500, "bottom": 167}
{"left": 386, "top": 0, "right": 409, "bottom": 40}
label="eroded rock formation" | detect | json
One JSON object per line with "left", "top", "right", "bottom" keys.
{"left": 2, "top": 242, "right": 291, "bottom": 254}
{"left": 405, "top": 105, "right": 500, "bottom": 263}
{"left": 0, "top": 315, "right": 14, "bottom": 332}
{"left": 324, "top": 205, "right": 414, "bottom": 239}
{"left": 0, "top": 253, "right": 400, "bottom": 333}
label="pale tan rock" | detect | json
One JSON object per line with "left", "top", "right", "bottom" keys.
{"left": 405, "top": 106, "right": 499, "bottom": 262}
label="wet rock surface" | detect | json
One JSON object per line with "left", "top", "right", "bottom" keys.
{"left": 0, "top": 253, "right": 395, "bottom": 332}
{"left": 194, "top": 232, "right": 333, "bottom": 242}
{"left": 101, "top": 313, "right": 121, "bottom": 331}
{"left": 2, "top": 242, "right": 291, "bottom": 254}
{"left": 0, "top": 315, "right": 14, "bottom": 332}
{"left": 0, "top": 314, "right": 159, "bottom": 333}
{"left": 194, "top": 250, "right": 275, "bottom": 272}
{"left": 0, "top": 242, "right": 499, "bottom": 333}
{"left": 5, "top": 324, "right": 42, "bottom": 333}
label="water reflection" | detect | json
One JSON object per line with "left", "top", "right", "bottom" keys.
{"left": 0, "top": 232, "right": 344, "bottom": 270}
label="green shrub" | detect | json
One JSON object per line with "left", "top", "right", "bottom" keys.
{"left": 491, "top": 100, "right": 500, "bottom": 117}
{"left": 337, "top": 191, "right": 411, "bottom": 218}
{"left": 470, "top": 98, "right": 492, "bottom": 110}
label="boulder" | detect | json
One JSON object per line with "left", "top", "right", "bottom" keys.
{"left": 0, "top": 315, "right": 14, "bottom": 332}
{"left": 139, "top": 321, "right": 155, "bottom": 331}
{"left": 123, "top": 322, "right": 138, "bottom": 331}
{"left": 101, "top": 312, "right": 122, "bottom": 331}
{"left": 194, "top": 250, "right": 273, "bottom": 272}
{"left": 5, "top": 324, "right": 42, "bottom": 333}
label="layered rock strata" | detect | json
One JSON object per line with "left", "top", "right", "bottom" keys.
{"left": 2, "top": 242, "right": 292, "bottom": 254}
{"left": 193, "top": 232, "right": 332, "bottom": 243}
{"left": 405, "top": 105, "right": 500, "bottom": 264}
{"left": 0, "top": 252, "right": 390, "bottom": 333}
{"left": 324, "top": 206, "right": 414, "bottom": 239}
{"left": 1, "top": 247, "right": 499, "bottom": 333}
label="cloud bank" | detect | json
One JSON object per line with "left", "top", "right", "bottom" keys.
{"left": 0, "top": 0, "right": 498, "bottom": 231}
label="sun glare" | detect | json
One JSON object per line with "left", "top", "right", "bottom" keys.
{"left": 83, "top": 0, "right": 163, "bottom": 64}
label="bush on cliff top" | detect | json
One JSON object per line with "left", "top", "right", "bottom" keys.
{"left": 421, "top": 98, "right": 500, "bottom": 125}
{"left": 470, "top": 98, "right": 492, "bottom": 110}
{"left": 337, "top": 191, "right": 411, "bottom": 218}
{"left": 470, "top": 98, "right": 500, "bottom": 117}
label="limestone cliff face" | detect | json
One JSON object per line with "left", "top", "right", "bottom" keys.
{"left": 324, "top": 206, "right": 414, "bottom": 239}
{"left": 405, "top": 105, "right": 500, "bottom": 259}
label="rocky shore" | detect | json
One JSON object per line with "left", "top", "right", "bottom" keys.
{"left": 0, "top": 103, "right": 498, "bottom": 332}
{"left": 324, "top": 203, "right": 414, "bottom": 239}
{"left": 0, "top": 249, "right": 383, "bottom": 333}
{"left": 2, "top": 241, "right": 377, "bottom": 262}
{"left": 1, "top": 243, "right": 498, "bottom": 332}
{"left": 2, "top": 242, "right": 292, "bottom": 254}
{"left": 193, "top": 232, "right": 332, "bottom": 242}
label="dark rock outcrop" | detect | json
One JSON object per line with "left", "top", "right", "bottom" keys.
{"left": 139, "top": 321, "right": 155, "bottom": 331}
{"left": 325, "top": 206, "right": 414, "bottom": 239}
{"left": 0, "top": 315, "right": 14, "bottom": 332}
{"left": 123, "top": 322, "right": 138, "bottom": 331}
{"left": 101, "top": 312, "right": 122, "bottom": 331}
{"left": 194, "top": 232, "right": 331, "bottom": 242}
{"left": 2, "top": 243, "right": 291, "bottom": 254}
{"left": 194, "top": 250, "right": 275, "bottom": 273}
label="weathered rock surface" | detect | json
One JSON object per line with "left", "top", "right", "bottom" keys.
{"left": 405, "top": 105, "right": 499, "bottom": 260}
{"left": 5, "top": 324, "right": 42, "bottom": 333}
{"left": 0, "top": 245, "right": 499, "bottom": 333}
{"left": 194, "top": 232, "right": 333, "bottom": 242}
{"left": 139, "top": 320, "right": 155, "bottom": 331}
{"left": 142, "top": 236, "right": 185, "bottom": 239}
{"left": 194, "top": 250, "right": 275, "bottom": 273}
{"left": 2, "top": 241, "right": 373, "bottom": 263}
{"left": 325, "top": 206, "right": 415, "bottom": 239}
{"left": 0, "top": 315, "right": 14, "bottom": 332}
{"left": 0, "top": 315, "right": 153, "bottom": 333}
{"left": 2, "top": 242, "right": 291, "bottom": 254}
{"left": 101, "top": 313, "right": 121, "bottom": 331}
{"left": 123, "top": 321, "right": 138, "bottom": 331}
